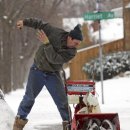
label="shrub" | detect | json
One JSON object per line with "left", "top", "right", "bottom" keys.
{"left": 82, "top": 51, "right": 130, "bottom": 81}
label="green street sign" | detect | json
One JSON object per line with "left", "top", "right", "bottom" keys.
{"left": 84, "top": 12, "right": 115, "bottom": 20}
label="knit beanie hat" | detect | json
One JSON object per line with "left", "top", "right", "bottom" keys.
{"left": 69, "top": 24, "right": 83, "bottom": 41}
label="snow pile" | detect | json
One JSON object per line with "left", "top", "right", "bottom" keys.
{"left": 0, "top": 98, "right": 14, "bottom": 130}
{"left": 96, "top": 77, "right": 130, "bottom": 130}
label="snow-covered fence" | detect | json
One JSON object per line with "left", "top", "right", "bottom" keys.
{"left": 69, "top": 39, "right": 123, "bottom": 80}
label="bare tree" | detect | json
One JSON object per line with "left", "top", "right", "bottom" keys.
{"left": 0, "top": 0, "right": 64, "bottom": 93}
{"left": 59, "top": 0, "right": 122, "bottom": 18}
{"left": 0, "top": 0, "right": 123, "bottom": 93}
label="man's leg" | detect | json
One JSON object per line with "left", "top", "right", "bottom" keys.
{"left": 13, "top": 65, "right": 45, "bottom": 130}
{"left": 45, "top": 72, "right": 71, "bottom": 130}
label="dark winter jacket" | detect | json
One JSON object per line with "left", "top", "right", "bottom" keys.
{"left": 23, "top": 18, "right": 77, "bottom": 72}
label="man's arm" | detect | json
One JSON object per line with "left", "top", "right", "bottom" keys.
{"left": 16, "top": 18, "right": 53, "bottom": 36}
{"left": 36, "top": 29, "right": 76, "bottom": 64}
{"left": 37, "top": 30, "right": 49, "bottom": 44}
{"left": 36, "top": 30, "right": 75, "bottom": 64}
{"left": 44, "top": 45, "right": 76, "bottom": 64}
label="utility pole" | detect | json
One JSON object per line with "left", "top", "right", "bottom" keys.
{"left": 123, "top": 0, "right": 130, "bottom": 50}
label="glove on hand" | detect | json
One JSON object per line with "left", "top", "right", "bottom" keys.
{"left": 37, "top": 30, "right": 49, "bottom": 44}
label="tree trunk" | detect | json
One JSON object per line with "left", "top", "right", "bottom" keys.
{"left": 123, "top": 0, "right": 130, "bottom": 50}
{"left": 2, "top": 20, "right": 12, "bottom": 93}
{"left": 0, "top": 20, "right": 2, "bottom": 90}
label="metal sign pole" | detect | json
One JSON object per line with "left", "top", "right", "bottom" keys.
{"left": 96, "top": 0, "right": 104, "bottom": 104}
{"left": 83, "top": 1, "right": 115, "bottom": 104}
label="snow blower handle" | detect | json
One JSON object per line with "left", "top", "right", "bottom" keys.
{"left": 61, "top": 68, "right": 72, "bottom": 123}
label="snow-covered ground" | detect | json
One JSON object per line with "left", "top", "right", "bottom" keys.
{"left": 0, "top": 99, "right": 14, "bottom": 130}
{"left": 2, "top": 74, "right": 130, "bottom": 130}
{"left": 96, "top": 76, "right": 130, "bottom": 130}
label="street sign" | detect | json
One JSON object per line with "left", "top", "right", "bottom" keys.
{"left": 84, "top": 12, "right": 115, "bottom": 20}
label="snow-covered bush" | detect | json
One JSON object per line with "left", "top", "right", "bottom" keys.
{"left": 82, "top": 51, "right": 130, "bottom": 81}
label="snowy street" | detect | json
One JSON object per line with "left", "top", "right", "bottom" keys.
{"left": 5, "top": 87, "right": 62, "bottom": 130}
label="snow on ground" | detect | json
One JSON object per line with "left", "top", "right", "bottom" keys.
{"left": 0, "top": 99, "right": 14, "bottom": 130}
{"left": 4, "top": 87, "right": 62, "bottom": 130}
{"left": 3, "top": 74, "right": 130, "bottom": 130}
{"left": 96, "top": 76, "right": 130, "bottom": 130}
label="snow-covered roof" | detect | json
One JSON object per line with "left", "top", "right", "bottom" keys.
{"left": 125, "top": 2, "right": 130, "bottom": 8}
{"left": 111, "top": 7, "right": 123, "bottom": 18}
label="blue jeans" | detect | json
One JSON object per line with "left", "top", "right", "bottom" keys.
{"left": 17, "top": 64, "right": 70, "bottom": 121}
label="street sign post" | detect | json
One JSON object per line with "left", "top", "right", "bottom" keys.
{"left": 84, "top": 12, "right": 115, "bottom": 20}
{"left": 83, "top": 11, "right": 115, "bottom": 104}
{"left": 83, "top": 8, "right": 115, "bottom": 104}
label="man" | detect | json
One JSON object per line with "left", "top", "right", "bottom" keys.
{"left": 13, "top": 18, "right": 83, "bottom": 130}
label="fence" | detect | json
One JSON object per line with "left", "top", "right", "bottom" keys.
{"left": 69, "top": 38, "right": 124, "bottom": 80}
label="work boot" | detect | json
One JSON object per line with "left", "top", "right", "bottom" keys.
{"left": 62, "top": 121, "right": 71, "bottom": 130}
{"left": 13, "top": 116, "right": 28, "bottom": 130}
